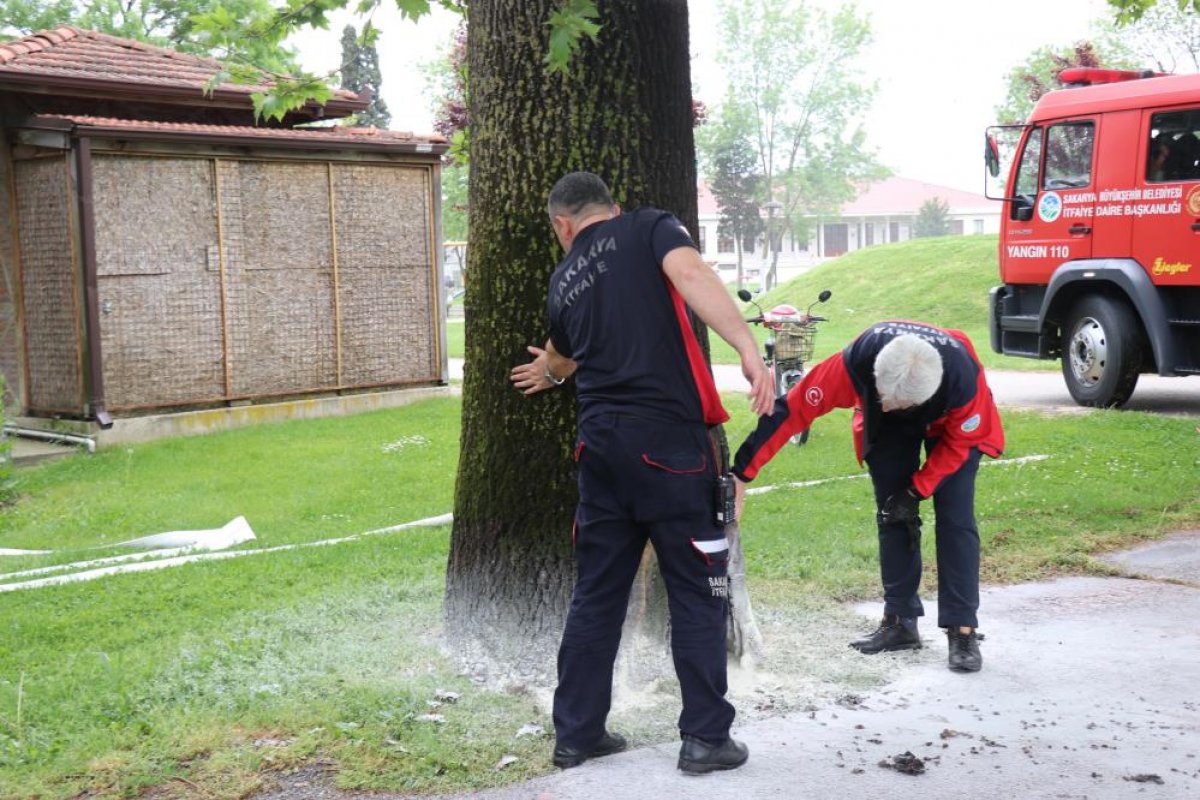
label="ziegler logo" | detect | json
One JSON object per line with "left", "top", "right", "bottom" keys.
{"left": 1187, "top": 186, "right": 1200, "bottom": 217}
{"left": 805, "top": 386, "right": 824, "bottom": 406}
{"left": 1153, "top": 257, "right": 1192, "bottom": 276}
{"left": 1037, "top": 191, "right": 1062, "bottom": 223}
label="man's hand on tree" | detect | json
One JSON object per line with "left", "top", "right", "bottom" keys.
{"left": 509, "top": 345, "right": 555, "bottom": 395}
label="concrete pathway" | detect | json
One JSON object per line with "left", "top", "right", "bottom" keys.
{"left": 409, "top": 532, "right": 1200, "bottom": 800}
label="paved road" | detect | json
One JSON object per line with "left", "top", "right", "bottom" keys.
{"left": 709, "top": 364, "right": 1200, "bottom": 417}
{"left": 455, "top": 358, "right": 1199, "bottom": 417}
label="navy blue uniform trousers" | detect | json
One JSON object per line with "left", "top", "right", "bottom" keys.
{"left": 553, "top": 414, "right": 734, "bottom": 750}
{"left": 865, "top": 431, "right": 982, "bottom": 629}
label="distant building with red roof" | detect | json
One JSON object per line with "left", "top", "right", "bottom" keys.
{"left": 0, "top": 27, "right": 449, "bottom": 441}
{"left": 697, "top": 176, "right": 1000, "bottom": 278}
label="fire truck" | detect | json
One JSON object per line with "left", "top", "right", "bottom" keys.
{"left": 984, "top": 68, "right": 1200, "bottom": 407}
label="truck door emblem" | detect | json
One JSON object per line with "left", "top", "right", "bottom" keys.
{"left": 1037, "top": 192, "right": 1063, "bottom": 223}
{"left": 1187, "top": 186, "right": 1200, "bottom": 217}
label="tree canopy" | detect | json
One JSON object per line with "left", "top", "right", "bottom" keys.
{"left": 707, "top": 0, "right": 885, "bottom": 289}
{"left": 697, "top": 105, "right": 762, "bottom": 289}
{"left": 339, "top": 24, "right": 391, "bottom": 128}
{"left": 1108, "top": 0, "right": 1200, "bottom": 22}
{"left": 1107, "top": 1, "right": 1200, "bottom": 72}
{"left": 913, "top": 197, "right": 950, "bottom": 238}
{"left": 993, "top": 41, "right": 1129, "bottom": 125}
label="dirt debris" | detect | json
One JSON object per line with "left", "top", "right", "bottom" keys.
{"left": 1123, "top": 773, "right": 1165, "bottom": 784}
{"left": 879, "top": 751, "right": 926, "bottom": 775}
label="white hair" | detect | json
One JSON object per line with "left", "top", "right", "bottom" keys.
{"left": 873, "top": 335, "right": 943, "bottom": 409}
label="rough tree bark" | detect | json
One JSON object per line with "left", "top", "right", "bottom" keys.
{"left": 444, "top": 0, "right": 761, "bottom": 682}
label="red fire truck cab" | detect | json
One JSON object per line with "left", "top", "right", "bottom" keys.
{"left": 985, "top": 68, "right": 1200, "bottom": 407}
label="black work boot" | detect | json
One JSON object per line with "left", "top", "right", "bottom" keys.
{"left": 552, "top": 731, "right": 628, "bottom": 769}
{"left": 677, "top": 734, "right": 749, "bottom": 775}
{"left": 850, "top": 615, "right": 922, "bottom": 653}
{"left": 947, "top": 627, "right": 983, "bottom": 673}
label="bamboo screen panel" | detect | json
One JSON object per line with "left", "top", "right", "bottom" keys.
{"left": 332, "top": 164, "right": 437, "bottom": 386}
{"left": 0, "top": 140, "right": 23, "bottom": 409}
{"left": 218, "top": 160, "right": 337, "bottom": 397}
{"left": 15, "top": 156, "right": 83, "bottom": 414}
{"left": 92, "top": 155, "right": 225, "bottom": 409}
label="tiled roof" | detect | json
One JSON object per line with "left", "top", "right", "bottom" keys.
{"left": 35, "top": 114, "right": 448, "bottom": 152}
{"left": 699, "top": 176, "right": 994, "bottom": 218}
{"left": 842, "top": 176, "right": 994, "bottom": 216}
{"left": 0, "top": 26, "right": 360, "bottom": 104}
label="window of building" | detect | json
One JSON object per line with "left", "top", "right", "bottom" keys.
{"left": 951, "top": 219, "right": 964, "bottom": 235}
{"left": 697, "top": 226, "right": 707, "bottom": 253}
{"left": 973, "top": 219, "right": 984, "bottom": 234}
{"left": 888, "top": 221, "right": 900, "bottom": 242}
{"left": 864, "top": 223, "right": 874, "bottom": 246}
{"left": 717, "top": 233, "right": 735, "bottom": 254}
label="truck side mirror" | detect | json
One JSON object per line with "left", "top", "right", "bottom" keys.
{"left": 985, "top": 134, "right": 1001, "bottom": 178}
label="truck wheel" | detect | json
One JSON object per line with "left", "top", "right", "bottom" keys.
{"left": 1060, "top": 296, "right": 1143, "bottom": 408}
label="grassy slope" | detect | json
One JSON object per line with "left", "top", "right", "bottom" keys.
{"left": 710, "top": 235, "right": 1050, "bottom": 371}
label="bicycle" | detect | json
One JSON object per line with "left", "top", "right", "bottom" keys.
{"left": 737, "top": 287, "right": 832, "bottom": 445}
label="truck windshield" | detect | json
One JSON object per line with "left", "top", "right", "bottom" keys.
{"left": 1043, "top": 122, "right": 1095, "bottom": 189}
{"left": 1007, "top": 127, "right": 1044, "bottom": 220}
{"left": 1015, "top": 128, "right": 1043, "bottom": 198}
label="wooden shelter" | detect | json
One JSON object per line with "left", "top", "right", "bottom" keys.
{"left": 0, "top": 28, "right": 448, "bottom": 433}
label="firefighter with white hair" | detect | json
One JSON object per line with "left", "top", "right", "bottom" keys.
{"left": 732, "top": 321, "right": 1004, "bottom": 672}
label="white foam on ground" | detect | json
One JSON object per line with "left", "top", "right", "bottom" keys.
{"left": 0, "top": 513, "right": 453, "bottom": 593}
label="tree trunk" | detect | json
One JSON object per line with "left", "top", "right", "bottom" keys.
{"left": 445, "top": 0, "right": 759, "bottom": 683}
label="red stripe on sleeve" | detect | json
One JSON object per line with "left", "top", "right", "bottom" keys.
{"left": 665, "top": 282, "right": 730, "bottom": 425}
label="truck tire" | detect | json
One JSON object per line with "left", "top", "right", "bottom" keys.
{"left": 1060, "top": 295, "right": 1144, "bottom": 408}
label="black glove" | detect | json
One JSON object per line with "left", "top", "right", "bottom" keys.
{"left": 878, "top": 487, "right": 923, "bottom": 551}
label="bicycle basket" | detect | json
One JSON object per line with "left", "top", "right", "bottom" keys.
{"left": 774, "top": 323, "right": 816, "bottom": 362}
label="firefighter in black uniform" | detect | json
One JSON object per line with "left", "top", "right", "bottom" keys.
{"left": 732, "top": 322, "right": 1005, "bottom": 672}
{"left": 512, "top": 172, "right": 773, "bottom": 773}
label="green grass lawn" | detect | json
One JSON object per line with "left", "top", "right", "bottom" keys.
{"left": 1, "top": 396, "right": 1197, "bottom": 798}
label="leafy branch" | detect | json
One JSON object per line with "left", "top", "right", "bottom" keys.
{"left": 1108, "top": 0, "right": 1200, "bottom": 24}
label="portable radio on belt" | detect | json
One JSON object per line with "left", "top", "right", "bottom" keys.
{"left": 714, "top": 473, "right": 737, "bottom": 527}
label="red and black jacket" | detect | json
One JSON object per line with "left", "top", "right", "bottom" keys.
{"left": 732, "top": 321, "right": 1004, "bottom": 497}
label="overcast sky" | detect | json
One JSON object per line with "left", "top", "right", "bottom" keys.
{"left": 295, "top": 0, "right": 1116, "bottom": 192}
